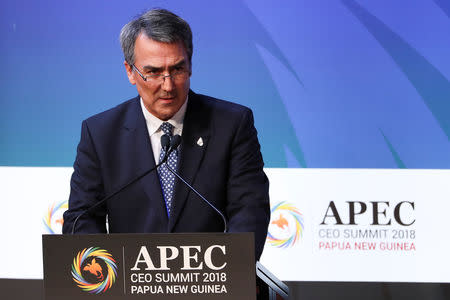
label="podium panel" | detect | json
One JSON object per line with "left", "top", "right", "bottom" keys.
{"left": 43, "top": 233, "right": 255, "bottom": 300}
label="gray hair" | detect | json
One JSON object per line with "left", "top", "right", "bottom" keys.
{"left": 119, "top": 8, "right": 193, "bottom": 65}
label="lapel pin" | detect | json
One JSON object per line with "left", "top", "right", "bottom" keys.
{"left": 197, "top": 137, "right": 204, "bottom": 147}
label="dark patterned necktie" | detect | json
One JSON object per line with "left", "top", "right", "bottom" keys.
{"left": 158, "top": 122, "right": 178, "bottom": 216}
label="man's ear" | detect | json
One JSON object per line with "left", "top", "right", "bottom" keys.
{"left": 124, "top": 61, "right": 136, "bottom": 85}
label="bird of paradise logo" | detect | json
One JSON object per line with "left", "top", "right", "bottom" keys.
{"left": 43, "top": 200, "right": 68, "bottom": 234}
{"left": 71, "top": 247, "right": 117, "bottom": 294}
{"left": 267, "top": 201, "right": 304, "bottom": 248}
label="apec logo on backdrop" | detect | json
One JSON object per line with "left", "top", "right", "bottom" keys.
{"left": 317, "top": 201, "right": 416, "bottom": 252}
{"left": 267, "top": 201, "right": 304, "bottom": 248}
{"left": 43, "top": 200, "right": 68, "bottom": 234}
{"left": 320, "top": 201, "right": 415, "bottom": 226}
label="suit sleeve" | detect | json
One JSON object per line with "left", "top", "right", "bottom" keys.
{"left": 226, "top": 109, "right": 270, "bottom": 260}
{"left": 62, "top": 120, "right": 107, "bottom": 234}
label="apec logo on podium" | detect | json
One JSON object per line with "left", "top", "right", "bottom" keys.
{"left": 66, "top": 244, "right": 230, "bottom": 296}
{"left": 128, "top": 245, "right": 229, "bottom": 295}
{"left": 71, "top": 247, "right": 118, "bottom": 294}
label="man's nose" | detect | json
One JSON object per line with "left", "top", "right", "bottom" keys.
{"left": 161, "top": 74, "right": 175, "bottom": 91}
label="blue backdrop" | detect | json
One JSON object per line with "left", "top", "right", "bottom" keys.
{"left": 1, "top": 0, "right": 449, "bottom": 168}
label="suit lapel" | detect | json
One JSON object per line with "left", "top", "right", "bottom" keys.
{"left": 122, "top": 97, "right": 168, "bottom": 227}
{"left": 169, "top": 91, "right": 211, "bottom": 231}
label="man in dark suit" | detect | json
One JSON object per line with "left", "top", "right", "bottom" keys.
{"left": 62, "top": 8, "right": 270, "bottom": 260}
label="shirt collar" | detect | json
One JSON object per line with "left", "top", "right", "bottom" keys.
{"left": 140, "top": 95, "right": 188, "bottom": 136}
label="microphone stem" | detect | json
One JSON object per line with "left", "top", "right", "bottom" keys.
{"left": 164, "top": 163, "right": 228, "bottom": 233}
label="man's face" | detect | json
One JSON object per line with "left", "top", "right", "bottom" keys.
{"left": 125, "top": 34, "right": 191, "bottom": 121}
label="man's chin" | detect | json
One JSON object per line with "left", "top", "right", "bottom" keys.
{"left": 155, "top": 107, "right": 178, "bottom": 121}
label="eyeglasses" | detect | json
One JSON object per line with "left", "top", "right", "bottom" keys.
{"left": 132, "top": 64, "right": 189, "bottom": 83}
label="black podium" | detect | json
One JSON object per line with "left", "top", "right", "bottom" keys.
{"left": 43, "top": 233, "right": 288, "bottom": 300}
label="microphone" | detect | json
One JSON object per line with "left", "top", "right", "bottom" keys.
{"left": 164, "top": 135, "right": 228, "bottom": 233}
{"left": 160, "top": 133, "right": 171, "bottom": 162}
{"left": 169, "top": 134, "right": 181, "bottom": 152}
{"left": 71, "top": 134, "right": 172, "bottom": 234}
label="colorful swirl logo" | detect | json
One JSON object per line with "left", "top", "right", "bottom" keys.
{"left": 267, "top": 201, "right": 304, "bottom": 248}
{"left": 71, "top": 247, "right": 117, "bottom": 294}
{"left": 43, "top": 200, "right": 68, "bottom": 234}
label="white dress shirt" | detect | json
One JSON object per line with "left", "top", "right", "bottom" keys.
{"left": 140, "top": 97, "right": 188, "bottom": 164}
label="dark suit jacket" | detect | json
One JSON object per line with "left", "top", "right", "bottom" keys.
{"left": 63, "top": 90, "right": 270, "bottom": 259}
